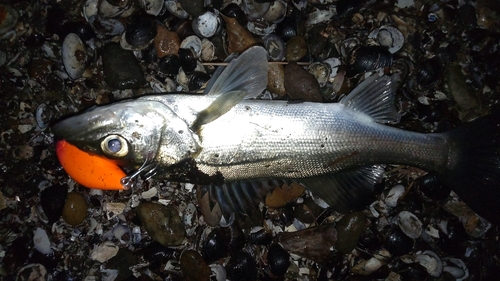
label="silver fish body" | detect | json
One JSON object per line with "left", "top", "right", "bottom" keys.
{"left": 53, "top": 46, "right": 500, "bottom": 225}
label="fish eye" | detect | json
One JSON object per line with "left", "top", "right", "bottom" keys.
{"left": 101, "top": 135, "right": 129, "bottom": 157}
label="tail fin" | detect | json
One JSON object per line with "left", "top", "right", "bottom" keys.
{"left": 440, "top": 113, "right": 500, "bottom": 225}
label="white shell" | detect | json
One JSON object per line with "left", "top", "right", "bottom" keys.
{"left": 83, "top": 0, "right": 98, "bottom": 22}
{"left": 141, "top": 0, "right": 164, "bottom": 16}
{"left": 98, "top": 0, "right": 131, "bottom": 18}
{"left": 308, "top": 62, "right": 331, "bottom": 86}
{"left": 385, "top": 184, "right": 405, "bottom": 207}
{"left": 180, "top": 35, "right": 202, "bottom": 58}
{"left": 200, "top": 39, "right": 216, "bottom": 61}
{"left": 415, "top": 250, "right": 442, "bottom": 277}
{"left": 242, "top": 0, "right": 271, "bottom": 20}
{"left": 192, "top": 11, "right": 220, "bottom": 38}
{"left": 306, "top": 7, "right": 335, "bottom": 25}
{"left": 263, "top": 0, "right": 287, "bottom": 23}
{"left": 247, "top": 19, "right": 276, "bottom": 36}
{"left": 62, "top": 33, "right": 87, "bottom": 80}
{"left": 397, "top": 210, "right": 423, "bottom": 239}
{"left": 33, "top": 227, "right": 52, "bottom": 255}
{"left": 368, "top": 25, "right": 405, "bottom": 54}
{"left": 165, "top": 0, "right": 189, "bottom": 19}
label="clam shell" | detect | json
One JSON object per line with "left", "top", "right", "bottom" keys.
{"left": 62, "top": 33, "right": 86, "bottom": 80}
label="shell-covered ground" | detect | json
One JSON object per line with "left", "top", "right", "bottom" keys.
{"left": 1, "top": 0, "right": 499, "bottom": 280}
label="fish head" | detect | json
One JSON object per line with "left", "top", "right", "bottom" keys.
{"left": 52, "top": 99, "right": 200, "bottom": 169}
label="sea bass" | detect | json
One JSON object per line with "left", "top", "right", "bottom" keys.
{"left": 52, "top": 46, "right": 500, "bottom": 226}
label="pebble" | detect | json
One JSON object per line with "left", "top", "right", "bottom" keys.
{"left": 335, "top": 211, "right": 368, "bottom": 254}
{"left": 135, "top": 202, "right": 185, "bottom": 246}
{"left": 284, "top": 62, "right": 322, "bottom": 102}
{"left": 222, "top": 14, "right": 257, "bottom": 54}
{"left": 62, "top": 192, "right": 88, "bottom": 226}
{"left": 267, "top": 63, "right": 286, "bottom": 96}
{"left": 285, "top": 36, "right": 308, "bottom": 62}
{"left": 180, "top": 249, "right": 211, "bottom": 281}
{"left": 102, "top": 42, "right": 146, "bottom": 89}
{"left": 154, "top": 24, "right": 180, "bottom": 58}
{"left": 277, "top": 223, "right": 337, "bottom": 263}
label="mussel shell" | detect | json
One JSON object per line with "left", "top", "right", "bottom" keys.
{"left": 384, "top": 226, "right": 414, "bottom": 256}
{"left": 221, "top": 3, "right": 248, "bottom": 26}
{"left": 226, "top": 251, "right": 258, "bottom": 281}
{"left": 158, "top": 54, "right": 181, "bottom": 76}
{"left": 188, "top": 71, "right": 211, "bottom": 91}
{"left": 248, "top": 226, "right": 272, "bottom": 245}
{"left": 346, "top": 45, "right": 393, "bottom": 77}
{"left": 202, "top": 228, "right": 230, "bottom": 264}
{"left": 267, "top": 243, "right": 290, "bottom": 276}
{"left": 178, "top": 48, "right": 197, "bottom": 73}
{"left": 122, "top": 17, "right": 157, "bottom": 50}
{"left": 415, "top": 57, "right": 443, "bottom": 87}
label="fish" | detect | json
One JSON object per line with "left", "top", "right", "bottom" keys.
{"left": 52, "top": 46, "right": 500, "bottom": 226}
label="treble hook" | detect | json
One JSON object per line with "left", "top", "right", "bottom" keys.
{"left": 120, "top": 157, "right": 158, "bottom": 190}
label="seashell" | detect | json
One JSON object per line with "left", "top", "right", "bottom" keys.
{"left": 140, "top": 0, "right": 164, "bottom": 16}
{"left": 0, "top": 4, "right": 19, "bottom": 35}
{"left": 249, "top": 226, "right": 272, "bottom": 245}
{"left": 210, "top": 264, "right": 226, "bottom": 281}
{"left": 397, "top": 211, "right": 423, "bottom": 239}
{"left": 306, "top": 7, "right": 335, "bottom": 25}
{"left": 242, "top": 0, "right": 271, "bottom": 20}
{"left": 264, "top": 33, "right": 285, "bottom": 61}
{"left": 112, "top": 224, "right": 132, "bottom": 244}
{"left": 188, "top": 71, "right": 211, "bottom": 91}
{"left": 368, "top": 25, "right": 405, "bottom": 54}
{"left": 92, "top": 17, "right": 125, "bottom": 37}
{"left": 62, "top": 33, "right": 87, "bottom": 80}
{"left": 35, "top": 103, "right": 54, "bottom": 130}
{"left": 346, "top": 45, "right": 393, "bottom": 77}
{"left": 202, "top": 228, "right": 230, "bottom": 263}
{"left": 247, "top": 19, "right": 276, "bottom": 36}
{"left": 268, "top": 243, "right": 290, "bottom": 276}
{"left": 221, "top": 3, "right": 248, "bottom": 26}
{"left": 308, "top": 62, "right": 331, "bottom": 86}
{"left": 178, "top": 48, "right": 198, "bottom": 74}
{"left": 98, "top": 0, "right": 132, "bottom": 18}
{"left": 83, "top": 0, "right": 98, "bottom": 23}
{"left": 180, "top": 35, "right": 202, "bottom": 58}
{"left": 159, "top": 54, "right": 181, "bottom": 76}
{"left": 120, "top": 17, "right": 157, "bottom": 51}
{"left": 200, "top": 39, "right": 216, "bottom": 61}
{"left": 442, "top": 257, "right": 468, "bottom": 281}
{"left": 384, "top": 184, "right": 405, "bottom": 207}
{"left": 165, "top": 0, "right": 189, "bottom": 19}
{"left": 226, "top": 251, "right": 258, "bottom": 281}
{"left": 262, "top": 0, "right": 287, "bottom": 23}
{"left": 414, "top": 250, "right": 442, "bottom": 277}
{"left": 385, "top": 226, "right": 414, "bottom": 256}
{"left": 192, "top": 10, "right": 221, "bottom": 38}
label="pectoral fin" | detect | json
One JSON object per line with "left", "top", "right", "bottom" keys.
{"left": 191, "top": 90, "right": 247, "bottom": 130}
{"left": 191, "top": 46, "right": 269, "bottom": 130}
{"left": 300, "top": 165, "right": 385, "bottom": 213}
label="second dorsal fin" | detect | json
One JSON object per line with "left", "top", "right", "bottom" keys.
{"left": 340, "top": 74, "right": 399, "bottom": 123}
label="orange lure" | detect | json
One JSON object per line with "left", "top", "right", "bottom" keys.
{"left": 56, "top": 140, "right": 126, "bottom": 190}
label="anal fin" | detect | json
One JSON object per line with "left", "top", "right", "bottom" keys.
{"left": 299, "top": 165, "right": 385, "bottom": 213}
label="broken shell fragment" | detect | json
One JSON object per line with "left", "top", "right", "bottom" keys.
{"left": 62, "top": 33, "right": 87, "bottom": 80}
{"left": 368, "top": 25, "right": 405, "bottom": 54}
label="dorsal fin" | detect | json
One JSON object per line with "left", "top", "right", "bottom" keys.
{"left": 340, "top": 74, "right": 398, "bottom": 123}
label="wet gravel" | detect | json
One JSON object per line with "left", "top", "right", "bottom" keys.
{"left": 1, "top": 0, "right": 500, "bottom": 280}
